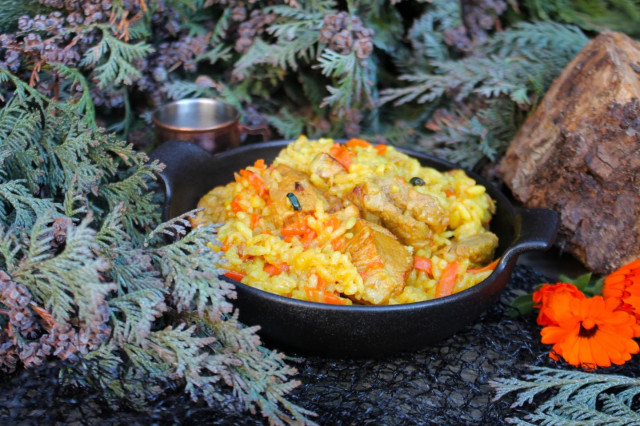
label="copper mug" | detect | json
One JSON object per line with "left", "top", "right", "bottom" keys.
{"left": 152, "top": 98, "right": 270, "bottom": 153}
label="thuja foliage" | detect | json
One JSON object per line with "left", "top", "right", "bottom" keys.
{"left": 0, "top": 92, "right": 313, "bottom": 424}
{"left": 0, "top": 0, "right": 630, "bottom": 166}
{"left": 490, "top": 366, "right": 640, "bottom": 424}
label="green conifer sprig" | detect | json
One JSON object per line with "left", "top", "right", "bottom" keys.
{"left": 0, "top": 98, "right": 311, "bottom": 424}
{"left": 520, "top": 0, "right": 640, "bottom": 37}
{"left": 50, "top": 63, "right": 97, "bottom": 125}
{"left": 379, "top": 12, "right": 589, "bottom": 165}
{"left": 11, "top": 212, "right": 114, "bottom": 325}
{"left": 81, "top": 25, "right": 155, "bottom": 88}
{"left": 3, "top": 0, "right": 632, "bottom": 165}
{"left": 490, "top": 366, "right": 640, "bottom": 424}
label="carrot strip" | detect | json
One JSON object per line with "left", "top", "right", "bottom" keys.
{"left": 331, "top": 236, "right": 344, "bottom": 251}
{"left": 304, "top": 287, "right": 347, "bottom": 305}
{"left": 413, "top": 256, "right": 433, "bottom": 276}
{"left": 435, "top": 261, "right": 458, "bottom": 298}
{"left": 468, "top": 258, "right": 500, "bottom": 274}
{"left": 230, "top": 196, "right": 244, "bottom": 213}
{"left": 253, "top": 159, "right": 266, "bottom": 169}
{"left": 239, "top": 169, "right": 267, "bottom": 198}
{"left": 329, "top": 143, "right": 353, "bottom": 171}
{"left": 316, "top": 275, "right": 327, "bottom": 290}
{"left": 281, "top": 219, "right": 311, "bottom": 237}
{"left": 346, "top": 138, "right": 371, "bottom": 148}
{"left": 249, "top": 213, "right": 260, "bottom": 229}
{"left": 263, "top": 264, "right": 281, "bottom": 276}
{"left": 300, "top": 229, "right": 317, "bottom": 248}
{"left": 224, "top": 270, "right": 246, "bottom": 281}
{"left": 374, "top": 144, "right": 387, "bottom": 154}
{"left": 325, "top": 215, "right": 341, "bottom": 230}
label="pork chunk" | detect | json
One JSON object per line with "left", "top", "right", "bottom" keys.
{"left": 263, "top": 164, "right": 343, "bottom": 228}
{"left": 342, "top": 219, "right": 412, "bottom": 305}
{"left": 348, "top": 181, "right": 434, "bottom": 248}
{"left": 377, "top": 176, "right": 449, "bottom": 233}
{"left": 309, "top": 152, "right": 347, "bottom": 184}
{"left": 445, "top": 232, "right": 499, "bottom": 265}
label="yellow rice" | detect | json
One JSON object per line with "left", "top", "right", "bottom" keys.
{"left": 192, "top": 135, "right": 497, "bottom": 305}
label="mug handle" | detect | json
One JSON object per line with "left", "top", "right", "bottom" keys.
{"left": 239, "top": 123, "right": 272, "bottom": 143}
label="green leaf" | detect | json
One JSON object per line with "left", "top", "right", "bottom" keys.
{"left": 507, "top": 292, "right": 536, "bottom": 317}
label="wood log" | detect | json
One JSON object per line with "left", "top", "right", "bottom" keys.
{"left": 496, "top": 31, "right": 640, "bottom": 275}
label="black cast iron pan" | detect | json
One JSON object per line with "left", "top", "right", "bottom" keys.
{"left": 151, "top": 139, "right": 558, "bottom": 358}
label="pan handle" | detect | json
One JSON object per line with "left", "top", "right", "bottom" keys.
{"left": 150, "top": 139, "right": 215, "bottom": 221}
{"left": 497, "top": 207, "right": 559, "bottom": 271}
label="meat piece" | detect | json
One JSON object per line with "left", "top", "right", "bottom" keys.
{"left": 349, "top": 181, "right": 434, "bottom": 248}
{"left": 377, "top": 176, "right": 449, "bottom": 233}
{"left": 444, "top": 232, "right": 499, "bottom": 265}
{"left": 342, "top": 219, "right": 413, "bottom": 305}
{"left": 263, "top": 164, "right": 343, "bottom": 228}
{"left": 310, "top": 152, "right": 347, "bottom": 184}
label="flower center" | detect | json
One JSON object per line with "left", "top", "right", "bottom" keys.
{"left": 579, "top": 319, "right": 598, "bottom": 338}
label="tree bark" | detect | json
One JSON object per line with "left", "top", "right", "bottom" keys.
{"left": 497, "top": 31, "right": 640, "bottom": 274}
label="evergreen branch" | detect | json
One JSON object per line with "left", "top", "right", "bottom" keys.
{"left": 95, "top": 202, "right": 131, "bottom": 248}
{"left": 405, "top": 0, "right": 459, "bottom": 62}
{"left": 50, "top": 63, "right": 97, "bottom": 126}
{"left": 0, "top": 0, "right": 44, "bottom": 32}
{"left": 195, "top": 44, "right": 232, "bottom": 66}
{"left": 90, "top": 134, "right": 150, "bottom": 177}
{"left": 63, "top": 342, "right": 157, "bottom": 410}
{"left": 209, "top": 7, "right": 232, "bottom": 43}
{"left": 97, "top": 160, "right": 164, "bottom": 236}
{"left": 0, "top": 180, "right": 58, "bottom": 230}
{"left": 193, "top": 313, "right": 316, "bottom": 424}
{"left": 0, "top": 69, "right": 51, "bottom": 104}
{"left": 491, "top": 366, "right": 640, "bottom": 424}
{"left": 231, "top": 40, "right": 274, "bottom": 81}
{"left": 94, "top": 202, "right": 163, "bottom": 294}
{"left": 63, "top": 175, "right": 90, "bottom": 218}
{"left": 109, "top": 288, "right": 167, "bottom": 344}
{"left": 0, "top": 147, "right": 9, "bottom": 171}
{"left": 144, "top": 210, "right": 195, "bottom": 245}
{"left": 0, "top": 226, "right": 22, "bottom": 273}
{"left": 266, "top": 107, "right": 307, "bottom": 139}
{"left": 145, "top": 324, "right": 219, "bottom": 402}
{"left": 272, "top": 30, "right": 321, "bottom": 71}
{"left": 266, "top": 4, "right": 325, "bottom": 20}
{"left": 0, "top": 99, "right": 45, "bottom": 193}
{"left": 14, "top": 213, "right": 115, "bottom": 325}
{"left": 164, "top": 79, "right": 217, "bottom": 100}
{"left": 150, "top": 225, "right": 234, "bottom": 318}
{"left": 318, "top": 50, "right": 373, "bottom": 109}
{"left": 521, "top": 0, "right": 640, "bottom": 37}
{"left": 483, "top": 21, "right": 588, "bottom": 58}
{"left": 1, "top": 62, "right": 311, "bottom": 425}
{"left": 0, "top": 99, "right": 41, "bottom": 158}
{"left": 81, "top": 26, "right": 154, "bottom": 88}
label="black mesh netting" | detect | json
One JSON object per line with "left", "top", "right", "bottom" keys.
{"left": 2, "top": 264, "right": 639, "bottom": 425}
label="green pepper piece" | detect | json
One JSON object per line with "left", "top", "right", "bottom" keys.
{"left": 287, "top": 192, "right": 301, "bottom": 211}
{"left": 409, "top": 177, "right": 425, "bottom": 186}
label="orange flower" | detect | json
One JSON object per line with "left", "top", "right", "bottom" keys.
{"left": 532, "top": 283, "right": 585, "bottom": 326}
{"left": 603, "top": 259, "right": 640, "bottom": 329}
{"left": 540, "top": 296, "right": 639, "bottom": 369}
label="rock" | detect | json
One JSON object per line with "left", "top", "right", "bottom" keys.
{"left": 497, "top": 31, "right": 640, "bottom": 274}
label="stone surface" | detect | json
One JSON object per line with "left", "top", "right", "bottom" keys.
{"left": 497, "top": 31, "right": 640, "bottom": 274}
